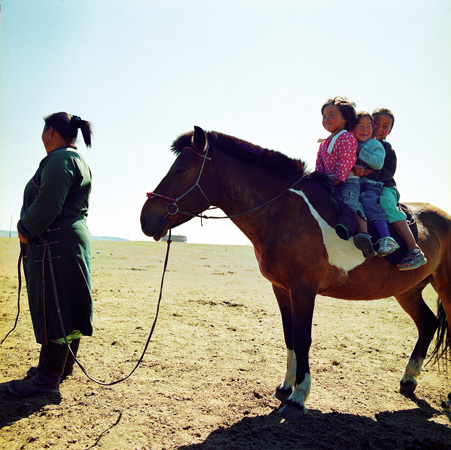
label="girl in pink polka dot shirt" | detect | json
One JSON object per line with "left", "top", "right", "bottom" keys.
{"left": 315, "top": 96, "right": 375, "bottom": 258}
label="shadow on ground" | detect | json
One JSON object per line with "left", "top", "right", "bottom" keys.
{"left": 0, "top": 383, "right": 61, "bottom": 428}
{"left": 180, "top": 400, "right": 451, "bottom": 450}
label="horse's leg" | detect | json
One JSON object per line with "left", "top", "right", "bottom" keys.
{"left": 395, "top": 283, "right": 438, "bottom": 397}
{"left": 272, "top": 285, "right": 296, "bottom": 403}
{"left": 277, "top": 283, "right": 316, "bottom": 418}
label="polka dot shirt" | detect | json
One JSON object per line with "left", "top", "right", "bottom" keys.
{"left": 315, "top": 131, "right": 358, "bottom": 182}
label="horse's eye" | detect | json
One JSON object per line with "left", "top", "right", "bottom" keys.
{"left": 174, "top": 168, "right": 187, "bottom": 175}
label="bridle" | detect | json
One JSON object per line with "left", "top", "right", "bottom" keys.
{"left": 146, "top": 145, "right": 305, "bottom": 221}
{"left": 147, "top": 145, "right": 212, "bottom": 218}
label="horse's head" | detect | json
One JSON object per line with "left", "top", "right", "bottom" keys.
{"left": 140, "top": 126, "right": 215, "bottom": 240}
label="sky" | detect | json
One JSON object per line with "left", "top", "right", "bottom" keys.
{"left": 1, "top": 0, "right": 450, "bottom": 246}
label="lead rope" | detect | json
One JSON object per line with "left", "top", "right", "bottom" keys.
{"left": 0, "top": 248, "right": 24, "bottom": 345}
{"left": 1, "top": 230, "right": 173, "bottom": 386}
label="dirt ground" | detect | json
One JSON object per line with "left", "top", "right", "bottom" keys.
{"left": 0, "top": 237, "right": 450, "bottom": 449}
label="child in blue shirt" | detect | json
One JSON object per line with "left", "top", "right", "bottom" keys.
{"left": 352, "top": 112, "right": 400, "bottom": 256}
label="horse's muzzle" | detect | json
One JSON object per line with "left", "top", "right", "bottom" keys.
{"left": 140, "top": 213, "right": 168, "bottom": 241}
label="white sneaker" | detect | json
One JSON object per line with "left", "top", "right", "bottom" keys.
{"left": 376, "top": 236, "right": 400, "bottom": 257}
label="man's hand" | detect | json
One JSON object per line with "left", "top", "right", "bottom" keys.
{"left": 18, "top": 231, "right": 29, "bottom": 245}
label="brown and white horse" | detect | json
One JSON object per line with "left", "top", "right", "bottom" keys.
{"left": 140, "top": 126, "right": 451, "bottom": 418}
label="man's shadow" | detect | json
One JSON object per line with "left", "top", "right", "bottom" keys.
{"left": 0, "top": 383, "right": 61, "bottom": 428}
{"left": 179, "top": 397, "right": 451, "bottom": 450}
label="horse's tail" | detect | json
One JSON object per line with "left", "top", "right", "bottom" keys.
{"left": 429, "top": 297, "right": 450, "bottom": 366}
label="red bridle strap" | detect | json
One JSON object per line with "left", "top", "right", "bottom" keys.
{"left": 146, "top": 192, "right": 176, "bottom": 201}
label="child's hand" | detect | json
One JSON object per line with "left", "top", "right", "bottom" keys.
{"left": 353, "top": 165, "right": 365, "bottom": 177}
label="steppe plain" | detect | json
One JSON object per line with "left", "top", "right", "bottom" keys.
{"left": 1, "top": 237, "right": 450, "bottom": 449}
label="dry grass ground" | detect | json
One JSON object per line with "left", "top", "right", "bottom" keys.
{"left": 0, "top": 237, "right": 450, "bottom": 449}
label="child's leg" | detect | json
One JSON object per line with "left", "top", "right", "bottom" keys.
{"left": 336, "top": 179, "right": 374, "bottom": 258}
{"left": 379, "top": 186, "right": 407, "bottom": 224}
{"left": 392, "top": 221, "right": 427, "bottom": 269}
{"left": 391, "top": 220, "right": 418, "bottom": 251}
{"left": 356, "top": 216, "right": 368, "bottom": 234}
{"left": 360, "top": 182, "right": 399, "bottom": 256}
{"left": 374, "top": 221, "right": 400, "bottom": 256}
{"left": 336, "top": 179, "right": 367, "bottom": 226}
{"left": 379, "top": 186, "right": 427, "bottom": 269}
{"left": 379, "top": 185, "right": 417, "bottom": 249}
{"left": 373, "top": 220, "right": 390, "bottom": 238}
{"left": 360, "top": 182, "right": 388, "bottom": 236}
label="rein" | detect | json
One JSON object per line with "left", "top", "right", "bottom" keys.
{"left": 1, "top": 231, "right": 173, "bottom": 386}
{"left": 147, "top": 145, "right": 304, "bottom": 220}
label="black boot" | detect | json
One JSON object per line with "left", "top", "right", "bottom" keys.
{"left": 25, "top": 338, "right": 80, "bottom": 381}
{"left": 8, "top": 341, "right": 69, "bottom": 397}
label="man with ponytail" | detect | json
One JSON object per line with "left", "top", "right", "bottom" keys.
{"left": 7, "top": 112, "right": 94, "bottom": 397}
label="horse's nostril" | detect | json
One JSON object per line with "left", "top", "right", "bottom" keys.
{"left": 140, "top": 215, "right": 146, "bottom": 229}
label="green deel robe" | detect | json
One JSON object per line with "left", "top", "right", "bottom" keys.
{"left": 18, "top": 146, "right": 93, "bottom": 344}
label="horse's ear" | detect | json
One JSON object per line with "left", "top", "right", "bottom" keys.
{"left": 193, "top": 126, "right": 208, "bottom": 154}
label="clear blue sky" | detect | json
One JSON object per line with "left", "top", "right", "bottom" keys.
{"left": 1, "top": 0, "right": 450, "bottom": 245}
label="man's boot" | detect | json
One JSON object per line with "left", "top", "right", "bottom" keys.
{"left": 25, "top": 338, "right": 80, "bottom": 381}
{"left": 7, "top": 341, "right": 69, "bottom": 397}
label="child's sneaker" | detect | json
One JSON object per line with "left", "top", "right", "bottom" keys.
{"left": 376, "top": 236, "right": 400, "bottom": 257}
{"left": 397, "top": 249, "right": 428, "bottom": 270}
{"left": 353, "top": 233, "right": 376, "bottom": 259}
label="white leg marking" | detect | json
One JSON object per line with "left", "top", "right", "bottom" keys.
{"left": 288, "top": 373, "right": 311, "bottom": 407}
{"left": 280, "top": 349, "right": 296, "bottom": 390}
{"left": 290, "top": 188, "right": 364, "bottom": 273}
{"left": 401, "top": 358, "right": 424, "bottom": 385}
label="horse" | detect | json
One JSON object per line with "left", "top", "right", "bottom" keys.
{"left": 140, "top": 126, "right": 451, "bottom": 418}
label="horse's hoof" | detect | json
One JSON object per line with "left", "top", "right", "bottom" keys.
{"left": 276, "top": 400, "right": 306, "bottom": 419}
{"left": 272, "top": 387, "right": 292, "bottom": 403}
{"left": 400, "top": 380, "right": 417, "bottom": 397}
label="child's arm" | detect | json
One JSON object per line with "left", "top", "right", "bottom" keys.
{"left": 357, "top": 139, "right": 385, "bottom": 170}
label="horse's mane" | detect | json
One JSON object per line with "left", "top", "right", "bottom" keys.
{"left": 171, "top": 131, "right": 308, "bottom": 181}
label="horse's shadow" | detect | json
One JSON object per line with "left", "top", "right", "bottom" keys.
{"left": 0, "top": 382, "right": 61, "bottom": 428}
{"left": 180, "top": 398, "right": 451, "bottom": 450}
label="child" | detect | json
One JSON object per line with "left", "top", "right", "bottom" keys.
{"left": 365, "top": 108, "right": 427, "bottom": 270}
{"left": 315, "top": 97, "right": 375, "bottom": 258}
{"left": 352, "top": 112, "right": 400, "bottom": 257}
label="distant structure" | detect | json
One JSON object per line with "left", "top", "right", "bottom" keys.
{"left": 162, "top": 235, "right": 187, "bottom": 243}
